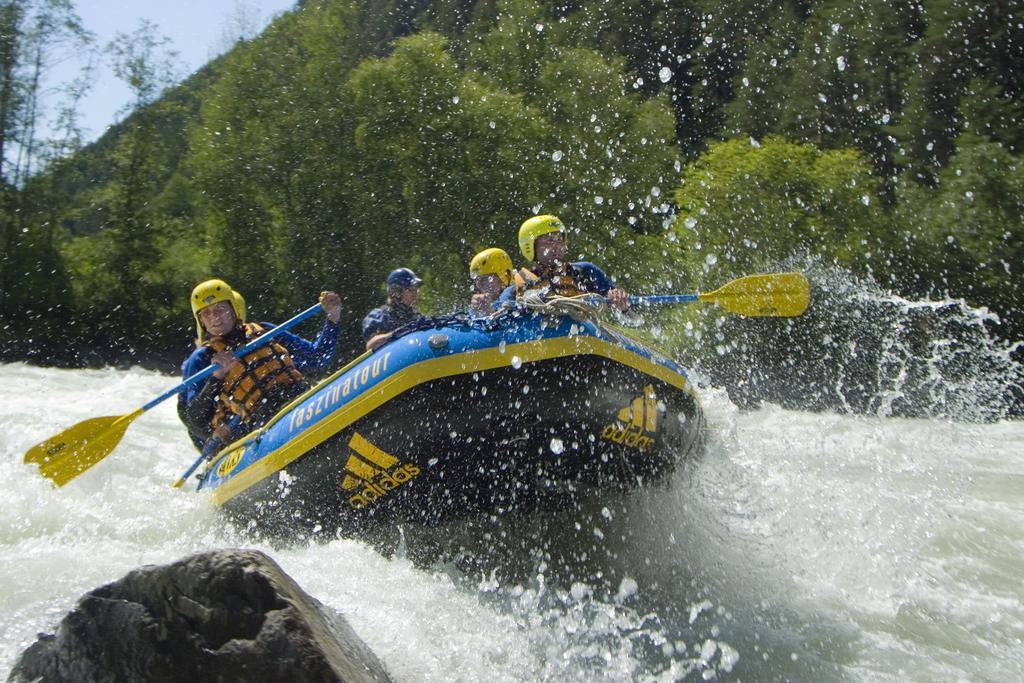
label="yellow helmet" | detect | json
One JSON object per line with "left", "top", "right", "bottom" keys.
{"left": 231, "top": 290, "right": 247, "bottom": 323}
{"left": 190, "top": 279, "right": 245, "bottom": 341}
{"left": 518, "top": 214, "right": 566, "bottom": 261}
{"left": 469, "top": 248, "right": 514, "bottom": 287}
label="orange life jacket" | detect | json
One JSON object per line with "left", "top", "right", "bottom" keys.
{"left": 518, "top": 266, "right": 585, "bottom": 298}
{"left": 204, "top": 322, "right": 304, "bottom": 429}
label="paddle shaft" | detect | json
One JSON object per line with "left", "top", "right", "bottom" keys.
{"left": 174, "top": 445, "right": 217, "bottom": 489}
{"left": 629, "top": 294, "right": 698, "bottom": 306}
{"left": 25, "top": 303, "right": 325, "bottom": 486}
{"left": 143, "top": 303, "right": 324, "bottom": 412}
{"left": 173, "top": 419, "right": 238, "bottom": 488}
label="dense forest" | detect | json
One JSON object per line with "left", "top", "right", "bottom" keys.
{"left": 0, "top": 0, "right": 1021, "bottom": 375}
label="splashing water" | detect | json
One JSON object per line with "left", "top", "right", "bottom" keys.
{"left": 1, "top": 342, "right": 1022, "bottom": 680}
{"left": 688, "top": 266, "right": 1023, "bottom": 423}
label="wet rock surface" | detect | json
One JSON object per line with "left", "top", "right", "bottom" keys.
{"left": 8, "top": 549, "right": 391, "bottom": 683}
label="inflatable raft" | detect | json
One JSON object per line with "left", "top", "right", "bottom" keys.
{"left": 197, "top": 306, "right": 707, "bottom": 536}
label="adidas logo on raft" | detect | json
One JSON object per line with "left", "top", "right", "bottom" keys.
{"left": 341, "top": 432, "right": 420, "bottom": 509}
{"left": 599, "top": 385, "right": 659, "bottom": 451}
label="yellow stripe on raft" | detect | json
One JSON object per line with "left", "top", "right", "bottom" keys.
{"left": 211, "top": 335, "right": 693, "bottom": 506}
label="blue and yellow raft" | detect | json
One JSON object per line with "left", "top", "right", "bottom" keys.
{"left": 197, "top": 308, "right": 706, "bottom": 536}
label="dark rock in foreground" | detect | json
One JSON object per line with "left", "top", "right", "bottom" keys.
{"left": 8, "top": 549, "right": 391, "bottom": 683}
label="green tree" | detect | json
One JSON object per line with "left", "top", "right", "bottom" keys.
{"left": 347, "top": 31, "right": 553, "bottom": 307}
{"left": 464, "top": 0, "right": 561, "bottom": 93}
{"left": 529, "top": 46, "right": 679, "bottom": 285}
{"left": 61, "top": 20, "right": 181, "bottom": 351}
{"left": 718, "top": 3, "right": 803, "bottom": 142}
{"left": 348, "top": 31, "right": 680, "bottom": 302}
{"left": 894, "top": 0, "right": 1022, "bottom": 181}
{"left": 896, "top": 139, "right": 1024, "bottom": 338}
{"left": 724, "top": 0, "right": 920, "bottom": 181}
{"left": 7, "top": 0, "right": 1020, "bottom": 369}
{"left": 191, "top": 1, "right": 363, "bottom": 319}
{"left": 672, "top": 136, "right": 888, "bottom": 285}
{"left": 0, "top": 0, "right": 92, "bottom": 359}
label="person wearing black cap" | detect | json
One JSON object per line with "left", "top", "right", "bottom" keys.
{"left": 362, "top": 267, "right": 427, "bottom": 351}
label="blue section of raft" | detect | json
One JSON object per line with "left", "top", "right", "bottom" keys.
{"left": 198, "top": 312, "right": 693, "bottom": 496}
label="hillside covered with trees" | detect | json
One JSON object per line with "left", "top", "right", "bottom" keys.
{"left": 0, "top": 0, "right": 1020, "bottom": 369}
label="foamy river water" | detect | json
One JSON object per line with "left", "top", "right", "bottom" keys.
{"left": 2, "top": 362, "right": 1022, "bottom": 680}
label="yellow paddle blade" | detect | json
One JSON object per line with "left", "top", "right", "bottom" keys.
{"left": 25, "top": 409, "right": 145, "bottom": 487}
{"left": 699, "top": 272, "right": 810, "bottom": 317}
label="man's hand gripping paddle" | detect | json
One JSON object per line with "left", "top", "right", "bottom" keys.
{"left": 24, "top": 304, "right": 324, "bottom": 487}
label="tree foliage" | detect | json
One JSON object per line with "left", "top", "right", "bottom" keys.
{"left": 896, "top": 139, "right": 1024, "bottom": 339}
{"left": 0, "top": 0, "right": 92, "bottom": 360}
{"left": 0, "top": 0, "right": 1020, "bottom": 367}
{"left": 672, "top": 137, "right": 887, "bottom": 285}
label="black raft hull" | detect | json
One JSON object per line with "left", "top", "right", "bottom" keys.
{"left": 202, "top": 316, "right": 706, "bottom": 537}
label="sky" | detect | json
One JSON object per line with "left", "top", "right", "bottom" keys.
{"left": 47, "top": 0, "right": 298, "bottom": 143}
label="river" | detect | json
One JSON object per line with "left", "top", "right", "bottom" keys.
{"left": 1, "top": 360, "right": 1022, "bottom": 680}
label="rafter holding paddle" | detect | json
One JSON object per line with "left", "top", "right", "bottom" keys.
{"left": 628, "top": 272, "right": 810, "bottom": 317}
{"left": 24, "top": 303, "right": 324, "bottom": 487}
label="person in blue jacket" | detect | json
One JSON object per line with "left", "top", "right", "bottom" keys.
{"left": 178, "top": 279, "right": 342, "bottom": 452}
{"left": 498, "top": 214, "right": 630, "bottom": 310}
{"left": 362, "top": 268, "right": 427, "bottom": 351}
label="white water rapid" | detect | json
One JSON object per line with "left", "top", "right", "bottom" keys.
{"left": 1, "top": 361, "right": 1022, "bottom": 681}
